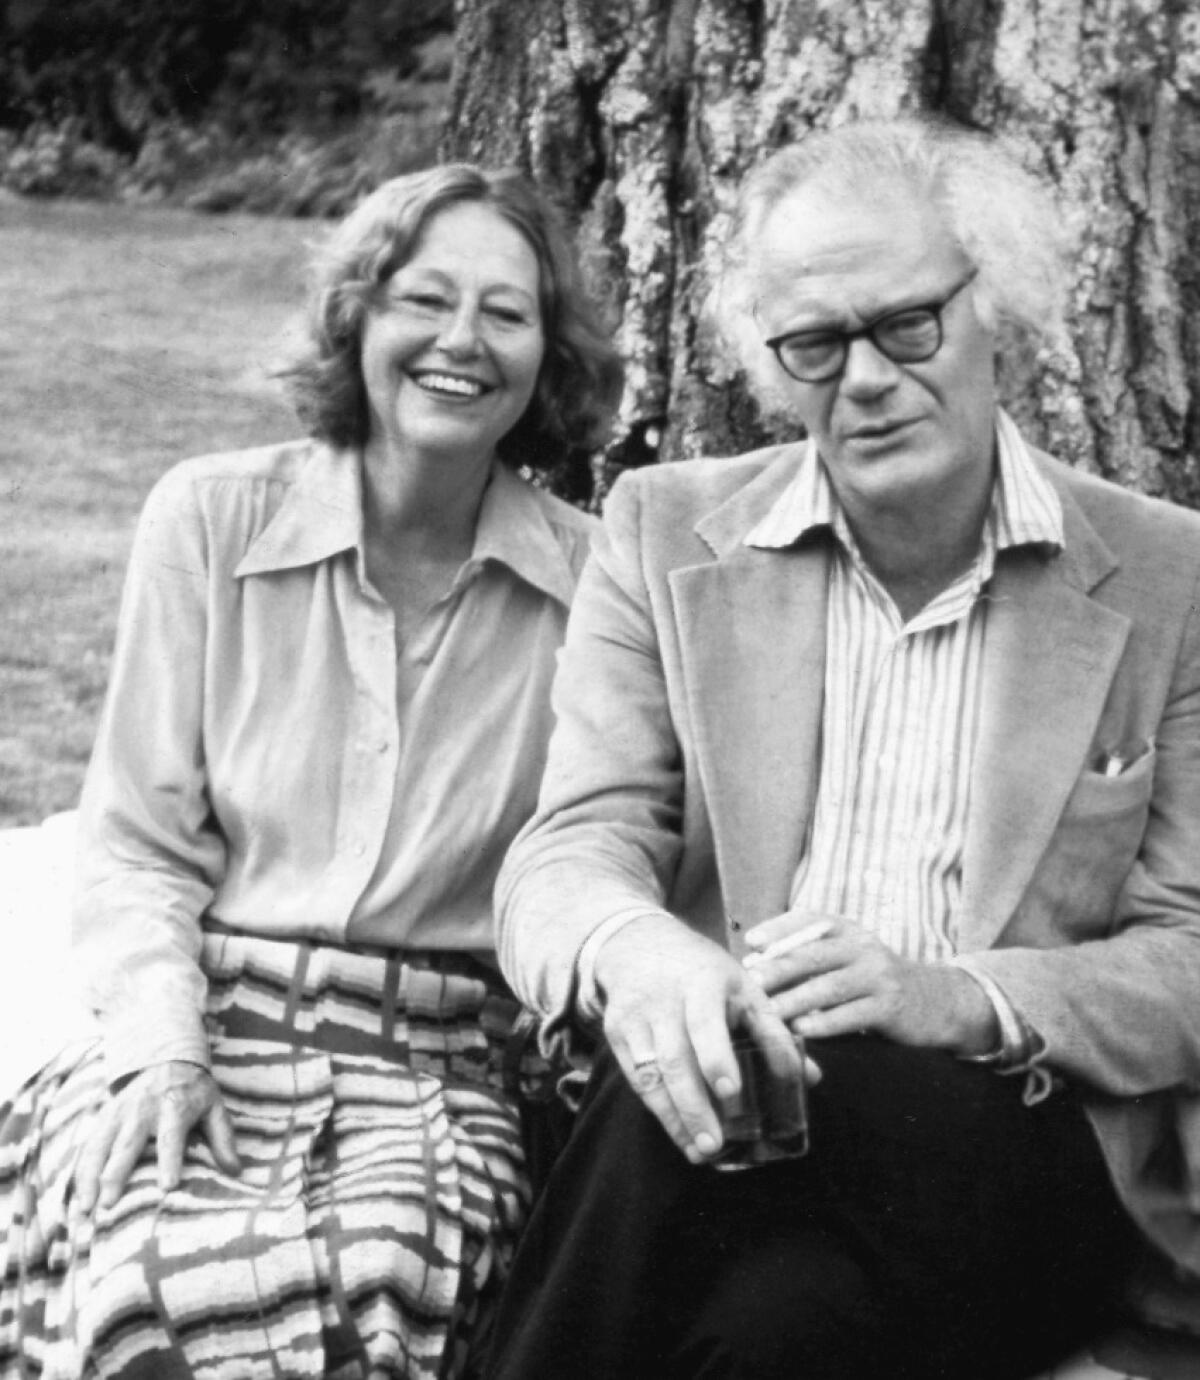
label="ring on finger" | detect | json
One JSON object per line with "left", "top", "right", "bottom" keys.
{"left": 632, "top": 1057, "right": 664, "bottom": 1093}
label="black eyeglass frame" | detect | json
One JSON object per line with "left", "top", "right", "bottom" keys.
{"left": 762, "top": 267, "right": 981, "bottom": 384}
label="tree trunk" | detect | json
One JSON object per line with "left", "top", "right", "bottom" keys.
{"left": 444, "top": 0, "right": 1200, "bottom": 506}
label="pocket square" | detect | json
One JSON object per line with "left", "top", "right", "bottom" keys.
{"left": 1092, "top": 737, "right": 1155, "bottom": 778}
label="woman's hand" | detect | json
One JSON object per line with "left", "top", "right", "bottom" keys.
{"left": 744, "top": 910, "right": 999, "bottom": 1054}
{"left": 74, "top": 1060, "right": 241, "bottom": 1215}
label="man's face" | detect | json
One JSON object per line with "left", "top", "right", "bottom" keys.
{"left": 749, "top": 179, "right": 998, "bottom": 523}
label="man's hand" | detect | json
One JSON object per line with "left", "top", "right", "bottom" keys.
{"left": 595, "top": 914, "right": 817, "bottom": 1163}
{"left": 74, "top": 1060, "right": 242, "bottom": 1215}
{"left": 744, "top": 911, "right": 999, "bottom": 1054}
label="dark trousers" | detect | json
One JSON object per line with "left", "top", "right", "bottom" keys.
{"left": 486, "top": 1036, "right": 1135, "bottom": 1380}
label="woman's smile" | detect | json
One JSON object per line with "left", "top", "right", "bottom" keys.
{"left": 409, "top": 369, "right": 492, "bottom": 400}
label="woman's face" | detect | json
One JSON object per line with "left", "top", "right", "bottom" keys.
{"left": 359, "top": 201, "right": 545, "bottom": 467}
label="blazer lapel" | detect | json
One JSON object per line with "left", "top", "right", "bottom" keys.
{"left": 958, "top": 489, "right": 1131, "bottom": 950}
{"left": 671, "top": 508, "right": 830, "bottom": 945}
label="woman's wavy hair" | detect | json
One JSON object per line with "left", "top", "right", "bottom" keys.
{"left": 716, "top": 119, "right": 1069, "bottom": 408}
{"left": 282, "top": 164, "right": 623, "bottom": 478}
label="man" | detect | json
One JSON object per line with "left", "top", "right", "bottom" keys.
{"left": 486, "top": 121, "right": 1200, "bottom": 1378}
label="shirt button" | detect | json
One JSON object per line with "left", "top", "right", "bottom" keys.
{"left": 353, "top": 840, "right": 366, "bottom": 857}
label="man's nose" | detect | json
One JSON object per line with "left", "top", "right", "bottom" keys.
{"left": 839, "top": 335, "right": 901, "bottom": 395}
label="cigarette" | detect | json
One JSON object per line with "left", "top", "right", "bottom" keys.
{"left": 743, "top": 918, "right": 835, "bottom": 967}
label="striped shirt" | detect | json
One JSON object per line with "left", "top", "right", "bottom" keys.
{"left": 745, "top": 409, "right": 1064, "bottom": 965}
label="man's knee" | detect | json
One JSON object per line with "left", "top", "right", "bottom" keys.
{"left": 667, "top": 1229, "right": 893, "bottom": 1380}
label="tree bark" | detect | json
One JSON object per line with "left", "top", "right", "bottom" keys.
{"left": 444, "top": 0, "right": 1200, "bottom": 506}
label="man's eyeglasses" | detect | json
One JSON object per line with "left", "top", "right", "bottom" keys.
{"left": 762, "top": 268, "right": 980, "bottom": 384}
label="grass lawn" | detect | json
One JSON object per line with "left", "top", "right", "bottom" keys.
{"left": 0, "top": 193, "right": 319, "bottom": 825}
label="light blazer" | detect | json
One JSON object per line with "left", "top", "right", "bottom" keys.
{"left": 496, "top": 440, "right": 1200, "bottom": 1272}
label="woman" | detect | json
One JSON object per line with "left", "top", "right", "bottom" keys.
{"left": 0, "top": 164, "right": 622, "bottom": 1378}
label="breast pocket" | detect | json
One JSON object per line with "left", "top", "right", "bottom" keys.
{"left": 1018, "top": 747, "right": 1156, "bottom": 941}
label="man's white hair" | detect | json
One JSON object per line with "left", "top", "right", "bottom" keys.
{"left": 716, "top": 119, "right": 1068, "bottom": 410}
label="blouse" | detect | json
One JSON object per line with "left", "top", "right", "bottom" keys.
{"left": 74, "top": 438, "right": 596, "bottom": 1081}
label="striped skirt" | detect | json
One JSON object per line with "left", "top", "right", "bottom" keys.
{"left": 0, "top": 928, "right": 550, "bottom": 1379}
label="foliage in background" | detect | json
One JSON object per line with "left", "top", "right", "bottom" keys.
{"left": 0, "top": 0, "right": 452, "bottom": 214}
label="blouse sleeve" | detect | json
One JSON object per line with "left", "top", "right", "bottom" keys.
{"left": 73, "top": 465, "right": 227, "bottom": 1083}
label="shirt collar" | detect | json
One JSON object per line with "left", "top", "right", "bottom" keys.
{"left": 988, "top": 408, "right": 1065, "bottom": 553}
{"left": 743, "top": 407, "right": 1064, "bottom": 558}
{"left": 236, "top": 442, "right": 364, "bottom": 578}
{"left": 465, "top": 462, "right": 578, "bottom": 609}
{"left": 238, "top": 446, "right": 577, "bottom": 608}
